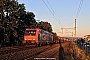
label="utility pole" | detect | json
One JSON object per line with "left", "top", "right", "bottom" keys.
{"left": 72, "top": 32, "right": 73, "bottom": 41}
{"left": 61, "top": 28, "right": 72, "bottom": 34}
{"left": 75, "top": 19, "right": 76, "bottom": 39}
{"left": 61, "top": 19, "right": 76, "bottom": 41}
{"left": 61, "top": 19, "right": 76, "bottom": 36}
{"left": 61, "top": 28, "right": 74, "bottom": 41}
{"left": 61, "top": 28, "right": 74, "bottom": 34}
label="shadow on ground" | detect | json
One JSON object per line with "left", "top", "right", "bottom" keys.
{"left": 59, "top": 42, "right": 64, "bottom": 60}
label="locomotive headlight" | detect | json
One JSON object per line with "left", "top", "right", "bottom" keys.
{"left": 33, "top": 39, "right": 35, "bottom": 40}
{"left": 25, "top": 39, "right": 27, "bottom": 40}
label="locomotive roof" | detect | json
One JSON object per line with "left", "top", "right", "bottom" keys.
{"left": 26, "top": 28, "right": 52, "bottom": 35}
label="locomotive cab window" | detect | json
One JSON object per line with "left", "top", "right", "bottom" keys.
{"left": 25, "top": 30, "right": 36, "bottom": 36}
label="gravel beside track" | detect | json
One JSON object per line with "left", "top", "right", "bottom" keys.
{"left": 0, "top": 45, "right": 37, "bottom": 55}
{"left": 0, "top": 44, "right": 58, "bottom": 60}
{"left": 24, "top": 44, "right": 59, "bottom": 60}
{"left": 1, "top": 41, "right": 88, "bottom": 60}
{"left": 33, "top": 46, "right": 59, "bottom": 60}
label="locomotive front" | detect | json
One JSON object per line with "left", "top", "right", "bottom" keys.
{"left": 23, "top": 28, "right": 39, "bottom": 45}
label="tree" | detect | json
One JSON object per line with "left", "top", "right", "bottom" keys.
{"left": 22, "top": 12, "right": 36, "bottom": 28}
{"left": 0, "top": 0, "right": 53, "bottom": 46}
{"left": 52, "top": 32, "right": 57, "bottom": 35}
{"left": 0, "top": 0, "right": 27, "bottom": 45}
{"left": 38, "top": 21, "right": 53, "bottom": 33}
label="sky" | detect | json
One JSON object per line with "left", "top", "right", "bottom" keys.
{"left": 18, "top": 0, "right": 90, "bottom": 37}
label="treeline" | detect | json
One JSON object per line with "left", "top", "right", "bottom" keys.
{"left": 0, "top": 0, "right": 56, "bottom": 46}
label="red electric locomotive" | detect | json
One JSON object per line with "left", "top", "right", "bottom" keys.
{"left": 23, "top": 28, "right": 53, "bottom": 46}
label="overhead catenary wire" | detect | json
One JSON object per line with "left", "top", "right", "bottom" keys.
{"left": 45, "top": 0, "right": 75, "bottom": 34}
{"left": 46, "top": 0, "right": 63, "bottom": 27}
{"left": 45, "top": 0, "right": 75, "bottom": 27}
{"left": 42, "top": 0, "right": 63, "bottom": 27}
{"left": 63, "top": 22, "right": 75, "bottom": 28}
{"left": 76, "top": 0, "right": 84, "bottom": 19}
{"left": 42, "top": 0, "right": 76, "bottom": 36}
{"left": 45, "top": 0, "right": 74, "bottom": 35}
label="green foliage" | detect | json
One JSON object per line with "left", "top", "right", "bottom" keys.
{"left": 52, "top": 32, "right": 57, "bottom": 35}
{"left": 0, "top": 0, "right": 54, "bottom": 46}
{"left": 37, "top": 21, "right": 53, "bottom": 33}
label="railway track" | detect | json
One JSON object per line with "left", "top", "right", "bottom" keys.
{"left": 24, "top": 44, "right": 59, "bottom": 60}
{"left": 0, "top": 44, "right": 59, "bottom": 60}
{"left": 0, "top": 41, "right": 77, "bottom": 60}
{"left": 23, "top": 41, "right": 72, "bottom": 60}
{"left": 0, "top": 45, "right": 36, "bottom": 55}
{"left": 33, "top": 46, "right": 59, "bottom": 60}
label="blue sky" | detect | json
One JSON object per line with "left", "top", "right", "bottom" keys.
{"left": 18, "top": 0, "right": 90, "bottom": 37}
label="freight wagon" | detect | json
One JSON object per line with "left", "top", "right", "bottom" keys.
{"left": 53, "top": 35, "right": 59, "bottom": 43}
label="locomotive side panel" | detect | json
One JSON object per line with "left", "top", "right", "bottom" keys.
{"left": 38, "top": 29, "right": 51, "bottom": 45}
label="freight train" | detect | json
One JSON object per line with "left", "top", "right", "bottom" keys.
{"left": 23, "top": 28, "right": 60, "bottom": 46}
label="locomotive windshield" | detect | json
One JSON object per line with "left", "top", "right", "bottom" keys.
{"left": 25, "top": 30, "right": 36, "bottom": 36}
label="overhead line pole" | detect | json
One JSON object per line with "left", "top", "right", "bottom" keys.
{"left": 75, "top": 19, "right": 76, "bottom": 39}
{"left": 61, "top": 19, "right": 77, "bottom": 41}
{"left": 61, "top": 28, "right": 74, "bottom": 34}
